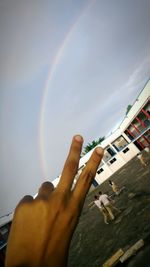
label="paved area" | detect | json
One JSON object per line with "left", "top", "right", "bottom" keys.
{"left": 68, "top": 151, "right": 150, "bottom": 267}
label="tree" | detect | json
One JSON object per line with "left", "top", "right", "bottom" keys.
{"left": 82, "top": 137, "right": 105, "bottom": 156}
{"left": 126, "top": 104, "right": 132, "bottom": 115}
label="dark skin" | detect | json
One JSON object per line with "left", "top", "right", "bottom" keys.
{"left": 5, "top": 135, "right": 104, "bottom": 267}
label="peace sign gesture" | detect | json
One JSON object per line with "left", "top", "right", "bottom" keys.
{"left": 6, "top": 135, "right": 103, "bottom": 267}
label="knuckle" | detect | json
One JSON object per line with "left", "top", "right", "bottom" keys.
{"left": 52, "top": 191, "right": 68, "bottom": 210}
{"left": 55, "top": 189, "right": 66, "bottom": 199}
{"left": 33, "top": 199, "right": 50, "bottom": 216}
{"left": 40, "top": 181, "right": 54, "bottom": 190}
{"left": 15, "top": 198, "right": 32, "bottom": 212}
{"left": 69, "top": 203, "right": 79, "bottom": 215}
{"left": 34, "top": 198, "right": 48, "bottom": 209}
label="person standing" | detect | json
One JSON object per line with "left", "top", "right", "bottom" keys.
{"left": 99, "top": 192, "right": 120, "bottom": 220}
{"left": 145, "top": 146, "right": 150, "bottom": 154}
{"left": 137, "top": 152, "right": 147, "bottom": 166}
{"left": 94, "top": 195, "right": 109, "bottom": 224}
{"left": 108, "top": 180, "right": 120, "bottom": 195}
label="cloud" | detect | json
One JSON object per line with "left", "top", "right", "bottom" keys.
{"left": 123, "top": 56, "right": 150, "bottom": 95}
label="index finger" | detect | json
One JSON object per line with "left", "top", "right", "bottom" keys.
{"left": 72, "top": 147, "right": 104, "bottom": 203}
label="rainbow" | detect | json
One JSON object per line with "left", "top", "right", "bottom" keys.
{"left": 39, "top": 0, "right": 95, "bottom": 178}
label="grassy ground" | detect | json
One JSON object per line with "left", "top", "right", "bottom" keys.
{"left": 68, "top": 151, "right": 150, "bottom": 267}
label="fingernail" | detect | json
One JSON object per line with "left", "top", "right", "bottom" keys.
{"left": 74, "top": 135, "right": 83, "bottom": 143}
{"left": 96, "top": 147, "right": 104, "bottom": 155}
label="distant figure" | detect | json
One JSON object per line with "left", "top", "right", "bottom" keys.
{"left": 137, "top": 152, "right": 147, "bottom": 166}
{"left": 145, "top": 146, "right": 150, "bottom": 154}
{"left": 99, "top": 192, "right": 121, "bottom": 221}
{"left": 109, "top": 180, "right": 120, "bottom": 195}
{"left": 94, "top": 195, "right": 109, "bottom": 224}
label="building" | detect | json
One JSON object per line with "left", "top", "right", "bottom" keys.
{"left": 76, "top": 79, "right": 150, "bottom": 188}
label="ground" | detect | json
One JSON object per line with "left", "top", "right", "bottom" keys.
{"left": 68, "top": 151, "right": 150, "bottom": 267}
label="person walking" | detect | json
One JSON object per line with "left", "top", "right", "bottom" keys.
{"left": 99, "top": 191, "right": 120, "bottom": 220}
{"left": 94, "top": 195, "right": 109, "bottom": 224}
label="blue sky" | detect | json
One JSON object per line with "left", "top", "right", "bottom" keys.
{"left": 0, "top": 0, "right": 150, "bottom": 216}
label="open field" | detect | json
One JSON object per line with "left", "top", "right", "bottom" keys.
{"left": 68, "top": 151, "right": 150, "bottom": 267}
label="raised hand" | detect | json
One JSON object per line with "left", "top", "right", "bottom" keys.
{"left": 6, "top": 135, "right": 103, "bottom": 267}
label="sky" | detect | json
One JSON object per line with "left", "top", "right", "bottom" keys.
{"left": 0, "top": 0, "right": 150, "bottom": 217}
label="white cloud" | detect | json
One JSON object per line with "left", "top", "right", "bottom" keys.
{"left": 124, "top": 56, "right": 150, "bottom": 95}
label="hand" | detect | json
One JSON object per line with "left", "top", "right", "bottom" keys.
{"left": 5, "top": 135, "right": 103, "bottom": 267}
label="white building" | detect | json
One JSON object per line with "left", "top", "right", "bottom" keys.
{"left": 76, "top": 79, "right": 150, "bottom": 189}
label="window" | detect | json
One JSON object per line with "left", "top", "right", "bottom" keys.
{"left": 144, "top": 131, "right": 150, "bottom": 142}
{"left": 142, "top": 102, "right": 150, "bottom": 126}
{"left": 97, "top": 168, "right": 104, "bottom": 174}
{"left": 131, "top": 116, "right": 145, "bottom": 132}
{"left": 0, "top": 225, "right": 10, "bottom": 243}
{"left": 109, "top": 158, "right": 117, "bottom": 164}
{"left": 92, "top": 179, "right": 99, "bottom": 187}
{"left": 138, "top": 110, "right": 150, "bottom": 128}
{"left": 125, "top": 130, "right": 134, "bottom": 141}
{"left": 123, "top": 147, "right": 129, "bottom": 153}
{"left": 144, "top": 101, "right": 150, "bottom": 112}
{"left": 112, "top": 136, "right": 128, "bottom": 151}
{"left": 143, "top": 118, "right": 150, "bottom": 127}
{"left": 107, "top": 147, "right": 116, "bottom": 156}
{"left": 103, "top": 146, "right": 116, "bottom": 162}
